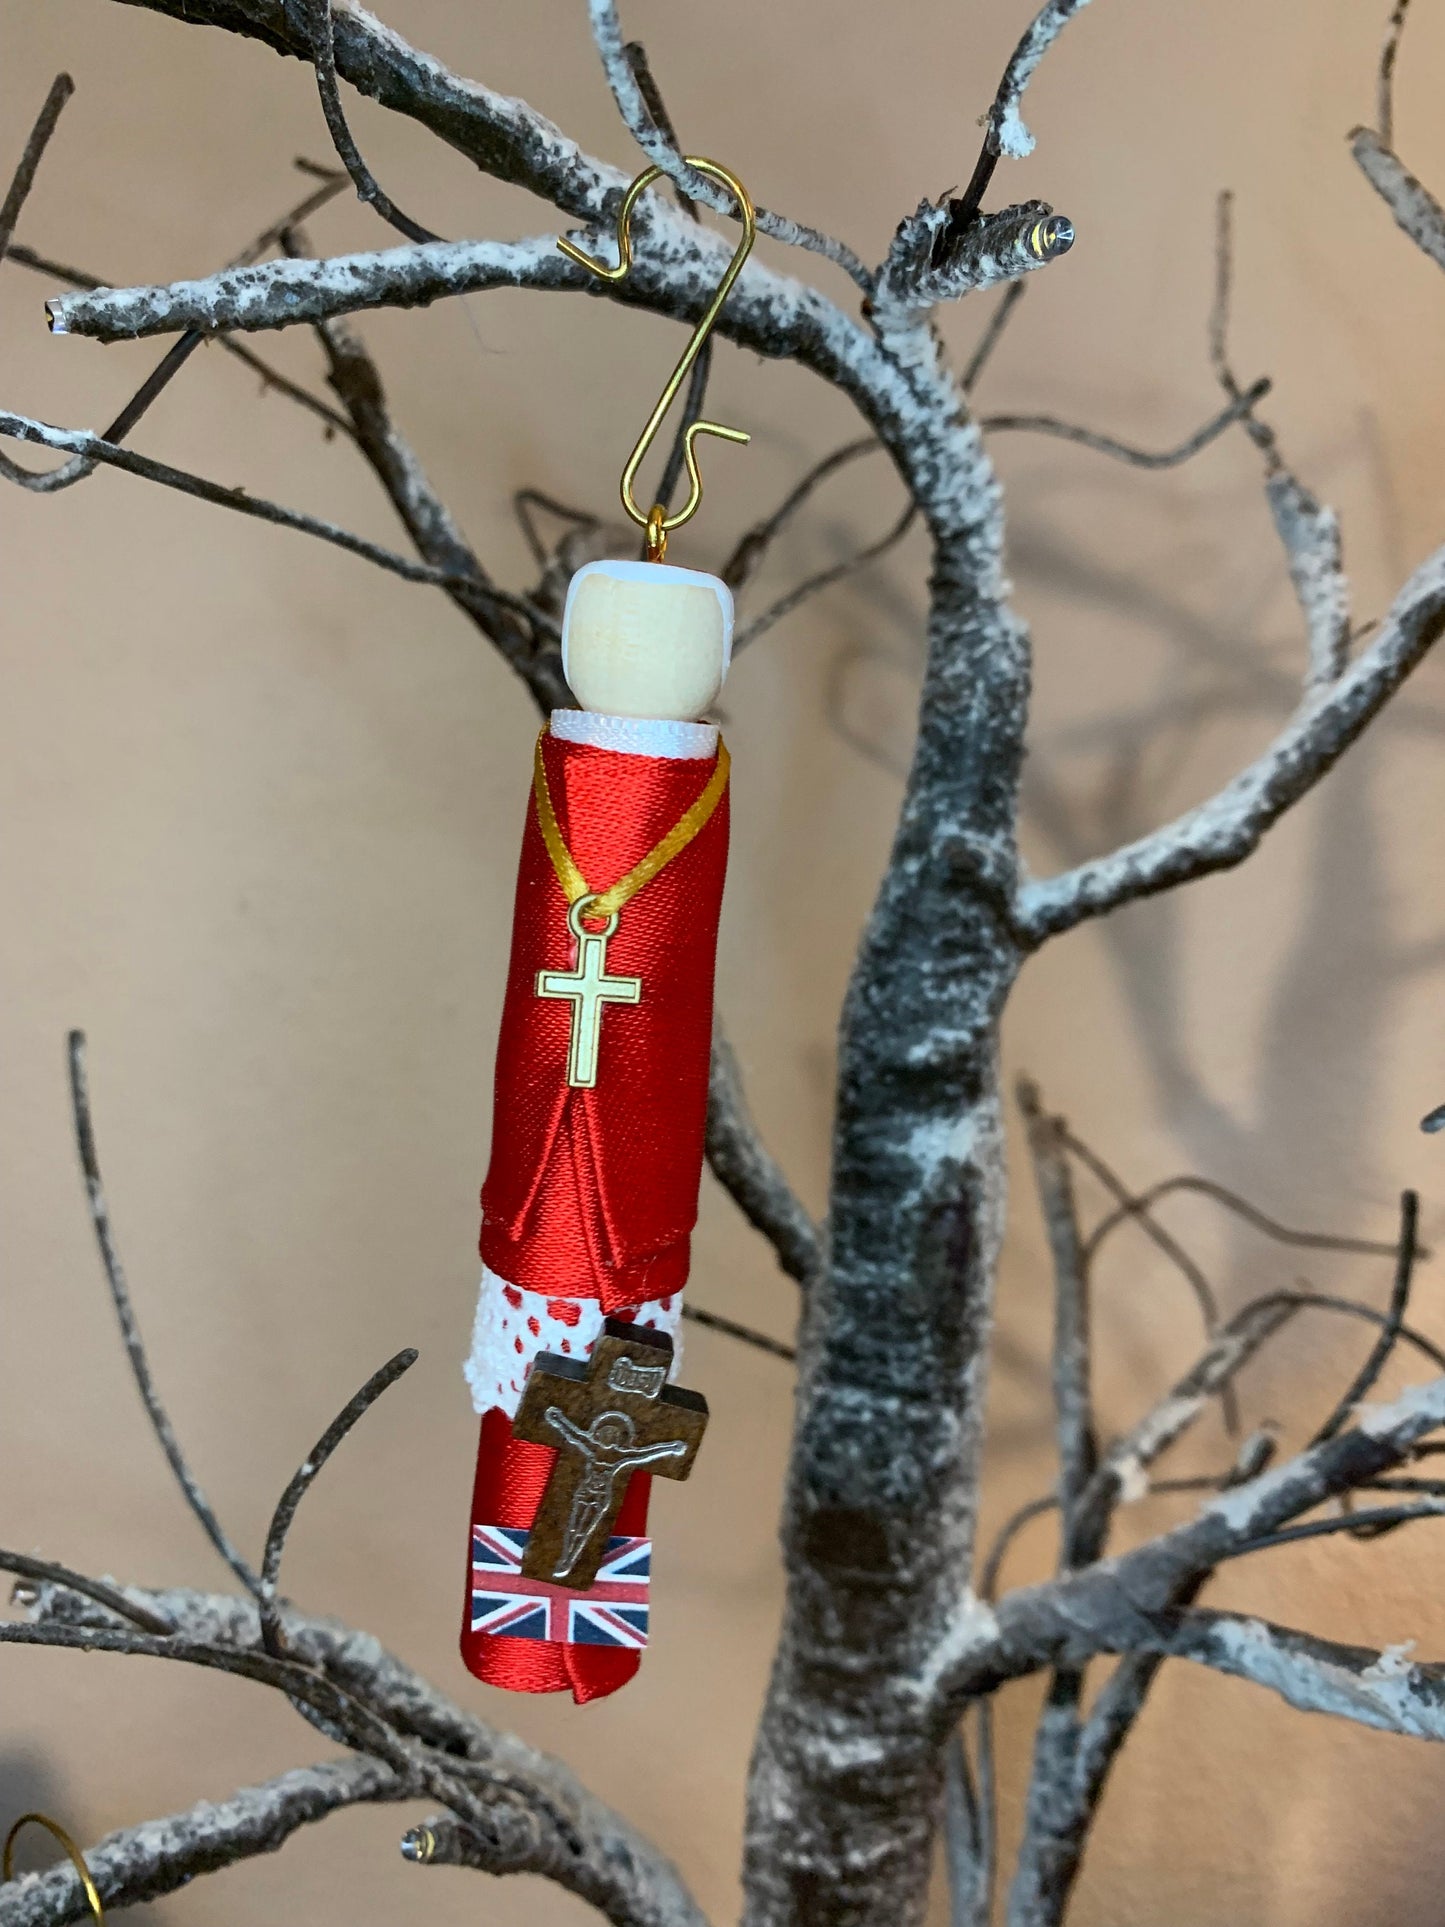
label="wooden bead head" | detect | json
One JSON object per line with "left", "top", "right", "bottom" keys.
{"left": 561, "top": 559, "right": 733, "bottom": 722}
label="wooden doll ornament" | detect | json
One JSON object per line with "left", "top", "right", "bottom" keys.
{"left": 461, "top": 160, "right": 753, "bottom": 1702}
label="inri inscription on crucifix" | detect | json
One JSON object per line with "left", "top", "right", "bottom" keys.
{"left": 534, "top": 898, "right": 642, "bottom": 1089}
{"left": 513, "top": 1319, "right": 708, "bottom": 1589}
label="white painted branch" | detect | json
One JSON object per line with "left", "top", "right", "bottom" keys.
{"left": 0, "top": 1760, "right": 402, "bottom": 1927}
{"left": 988, "top": 0, "right": 1097, "bottom": 160}
{"left": 1266, "top": 471, "right": 1351, "bottom": 690}
{"left": 934, "top": 1376, "right": 1445, "bottom": 1710}
{"left": 104, "top": 0, "right": 622, "bottom": 222}
{"left": 1351, "top": 127, "right": 1445, "bottom": 273}
{"left": 45, "top": 234, "right": 574, "bottom": 340}
{"left": 583, "top": 0, "right": 872, "bottom": 291}
{"left": 872, "top": 199, "right": 1074, "bottom": 330}
{"left": 14, "top": 1581, "right": 709, "bottom": 1927}
{"left": 1017, "top": 542, "right": 1445, "bottom": 941}
{"left": 1132, "top": 1609, "right": 1445, "bottom": 1742}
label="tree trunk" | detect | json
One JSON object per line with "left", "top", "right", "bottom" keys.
{"left": 742, "top": 514, "right": 1030, "bottom": 1923}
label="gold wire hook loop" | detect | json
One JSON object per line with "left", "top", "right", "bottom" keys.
{"left": 3, "top": 1814, "right": 105, "bottom": 1924}
{"left": 557, "top": 157, "right": 755, "bottom": 545}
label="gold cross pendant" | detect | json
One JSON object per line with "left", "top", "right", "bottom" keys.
{"left": 535, "top": 897, "right": 642, "bottom": 1089}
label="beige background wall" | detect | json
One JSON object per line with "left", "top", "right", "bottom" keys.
{"left": 4, "top": 0, "right": 1445, "bottom": 1920}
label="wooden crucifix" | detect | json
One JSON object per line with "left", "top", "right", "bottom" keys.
{"left": 512, "top": 1319, "right": 708, "bottom": 1590}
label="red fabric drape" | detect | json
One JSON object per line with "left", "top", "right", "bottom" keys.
{"left": 460, "top": 1409, "right": 651, "bottom": 1700}
{"left": 462, "top": 729, "right": 728, "bottom": 1701}
{"left": 480, "top": 731, "right": 729, "bottom": 1307}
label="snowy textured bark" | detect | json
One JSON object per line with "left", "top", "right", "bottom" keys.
{"left": 5, "top": 1, "right": 1445, "bottom": 1924}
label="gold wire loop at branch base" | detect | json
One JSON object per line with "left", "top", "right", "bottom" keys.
{"left": 556, "top": 157, "right": 756, "bottom": 549}
{"left": 3, "top": 1814, "right": 105, "bottom": 1924}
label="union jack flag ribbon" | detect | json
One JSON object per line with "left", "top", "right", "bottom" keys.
{"left": 470, "top": 1525, "right": 652, "bottom": 1649}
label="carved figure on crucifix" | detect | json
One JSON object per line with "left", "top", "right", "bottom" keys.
{"left": 512, "top": 1321, "right": 709, "bottom": 1589}
{"left": 541, "top": 1408, "right": 689, "bottom": 1577}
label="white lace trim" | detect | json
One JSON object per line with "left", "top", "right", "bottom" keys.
{"left": 549, "top": 710, "right": 718, "bottom": 760}
{"left": 463, "top": 1268, "right": 685, "bottom": 1418}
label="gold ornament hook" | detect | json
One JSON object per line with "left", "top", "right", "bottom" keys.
{"left": 3, "top": 1814, "right": 104, "bottom": 1924}
{"left": 557, "top": 157, "right": 755, "bottom": 550}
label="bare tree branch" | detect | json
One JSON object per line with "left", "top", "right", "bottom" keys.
{"left": 1058, "top": 1125, "right": 1222, "bottom": 1345}
{"left": 938, "top": 1374, "right": 1445, "bottom": 1714}
{"left": 0, "top": 74, "right": 73, "bottom": 269}
{"left": 682, "top": 1301, "right": 796, "bottom": 1363}
{"left": 66, "top": 1031, "right": 263, "bottom": 1596}
{"left": 1209, "top": 194, "right": 1352, "bottom": 687}
{"left": 299, "top": 0, "right": 439, "bottom": 244}
{"left": 943, "top": 1728, "right": 988, "bottom": 1927}
{"left": 0, "top": 1760, "right": 403, "bottom": 1927}
{"left": 6, "top": 1585, "right": 708, "bottom": 1926}
{"left": 0, "top": 75, "right": 94, "bottom": 494}
{"left": 259, "top": 1348, "right": 418, "bottom": 1655}
{"left": 0, "top": 1552, "right": 175, "bottom": 1637}
{"left": 1311, "top": 1193, "right": 1419, "bottom": 1443}
{"left": 1068, "top": 1295, "right": 1299, "bottom": 1566}
{"left": 6, "top": 223, "right": 359, "bottom": 443}
{"left": 98, "top": 0, "right": 621, "bottom": 225}
{"left": 961, "top": 281, "right": 1027, "bottom": 394}
{"left": 980, "top": 380, "right": 1268, "bottom": 471}
{"left": 720, "top": 436, "right": 878, "bottom": 593}
{"left": 1127, "top": 1605, "right": 1445, "bottom": 1741}
{"left": 987, "top": 0, "right": 1097, "bottom": 163}
{"left": 296, "top": 248, "right": 565, "bottom": 704}
{"left": 0, "top": 409, "right": 555, "bottom": 632}
{"left": 1017, "top": 540, "right": 1445, "bottom": 940}
{"left": 1351, "top": 126, "right": 1445, "bottom": 272}
{"left": 585, "top": 0, "right": 873, "bottom": 292}
{"left": 1017, "top": 1081, "right": 1095, "bottom": 1530}
{"left": 705, "top": 1022, "right": 820, "bottom": 1286}
{"left": 1377, "top": 0, "right": 1413, "bottom": 146}
{"left": 1083, "top": 1172, "right": 1410, "bottom": 1269}
{"left": 872, "top": 199, "right": 1074, "bottom": 330}
{"left": 733, "top": 500, "right": 917, "bottom": 653}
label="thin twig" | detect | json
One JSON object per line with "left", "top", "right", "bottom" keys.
{"left": 1059, "top": 1126, "right": 1230, "bottom": 1433}
{"left": 1062, "top": 1127, "right": 1220, "bottom": 1328}
{"left": 0, "top": 74, "right": 74, "bottom": 267}
{"left": 733, "top": 501, "right": 918, "bottom": 653}
{"left": 5, "top": 245, "right": 357, "bottom": 441}
{"left": 943, "top": 1727, "right": 986, "bottom": 1927}
{"left": 621, "top": 39, "right": 711, "bottom": 523}
{"left": 227, "top": 164, "right": 350, "bottom": 269}
{"left": 1018, "top": 1079, "right": 1096, "bottom": 1534}
{"left": 0, "top": 410, "right": 555, "bottom": 633}
{"left": 705, "top": 1022, "right": 821, "bottom": 1286}
{"left": 300, "top": 0, "right": 440, "bottom": 244}
{"left": 961, "top": 280, "right": 1026, "bottom": 393}
{"left": 1083, "top": 1173, "right": 1411, "bottom": 1270}
{"left": 1234, "top": 1501, "right": 1445, "bottom": 1559}
{"left": 681, "top": 1301, "right": 795, "bottom": 1363}
{"left": 514, "top": 487, "right": 602, "bottom": 568}
{"left": 721, "top": 435, "right": 879, "bottom": 593}
{"left": 980, "top": 1494, "right": 1058, "bottom": 1602}
{"left": 980, "top": 380, "right": 1269, "bottom": 470}
{"left": 1311, "top": 1192, "right": 1420, "bottom": 1444}
{"left": 1, "top": 1551, "right": 176, "bottom": 1636}
{"left": 1378, "top": 0, "right": 1413, "bottom": 147}
{"left": 66, "top": 1031, "right": 264, "bottom": 1596}
{"left": 260, "top": 1349, "right": 419, "bottom": 1655}
{"left": 100, "top": 331, "right": 206, "bottom": 443}
{"left": 587, "top": 0, "right": 874, "bottom": 292}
